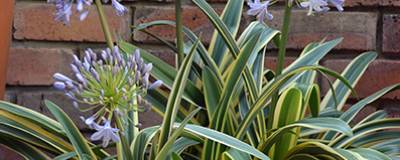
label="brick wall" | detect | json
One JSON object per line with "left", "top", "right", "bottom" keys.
{"left": 2, "top": 0, "right": 400, "bottom": 157}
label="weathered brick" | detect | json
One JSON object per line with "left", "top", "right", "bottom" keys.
{"left": 342, "top": 103, "right": 377, "bottom": 124}
{"left": 16, "top": 90, "right": 95, "bottom": 130}
{"left": 133, "top": 5, "right": 251, "bottom": 44}
{"left": 4, "top": 90, "right": 16, "bottom": 103}
{"left": 14, "top": 2, "right": 130, "bottom": 42}
{"left": 133, "top": 5, "right": 219, "bottom": 43}
{"left": 345, "top": 0, "right": 400, "bottom": 7}
{"left": 322, "top": 59, "right": 400, "bottom": 99}
{"left": 380, "top": 100, "right": 400, "bottom": 118}
{"left": 264, "top": 56, "right": 296, "bottom": 71}
{"left": 145, "top": 47, "right": 176, "bottom": 66}
{"left": 6, "top": 47, "right": 74, "bottom": 86}
{"left": 267, "top": 10, "right": 378, "bottom": 51}
{"left": 382, "top": 14, "right": 400, "bottom": 54}
{"left": 139, "top": 110, "right": 162, "bottom": 128}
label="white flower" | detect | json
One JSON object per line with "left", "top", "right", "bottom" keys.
{"left": 80, "top": 116, "right": 97, "bottom": 129}
{"left": 247, "top": 0, "right": 273, "bottom": 22}
{"left": 301, "top": 0, "right": 330, "bottom": 15}
{"left": 328, "top": 0, "right": 344, "bottom": 12}
{"left": 111, "top": 0, "right": 128, "bottom": 16}
{"left": 90, "top": 120, "right": 120, "bottom": 147}
{"left": 48, "top": 0, "right": 126, "bottom": 24}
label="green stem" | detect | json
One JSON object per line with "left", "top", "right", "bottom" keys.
{"left": 175, "top": 0, "right": 184, "bottom": 67}
{"left": 276, "top": 4, "right": 292, "bottom": 76}
{"left": 268, "top": 2, "right": 292, "bottom": 131}
{"left": 132, "top": 97, "right": 139, "bottom": 137}
{"left": 115, "top": 116, "right": 133, "bottom": 160}
{"left": 95, "top": 0, "right": 114, "bottom": 50}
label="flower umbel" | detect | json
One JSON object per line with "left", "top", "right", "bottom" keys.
{"left": 54, "top": 46, "right": 162, "bottom": 147}
{"left": 48, "top": 0, "right": 127, "bottom": 24}
{"left": 300, "top": 0, "right": 330, "bottom": 15}
{"left": 247, "top": 0, "right": 274, "bottom": 22}
{"left": 300, "top": 0, "right": 345, "bottom": 15}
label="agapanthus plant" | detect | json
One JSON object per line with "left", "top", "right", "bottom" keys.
{"left": 53, "top": 47, "right": 162, "bottom": 147}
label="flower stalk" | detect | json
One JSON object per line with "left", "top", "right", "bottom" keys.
{"left": 276, "top": 2, "right": 292, "bottom": 76}
{"left": 269, "top": 1, "right": 293, "bottom": 131}
{"left": 115, "top": 116, "right": 133, "bottom": 160}
{"left": 95, "top": 0, "right": 114, "bottom": 50}
{"left": 175, "top": 0, "right": 184, "bottom": 67}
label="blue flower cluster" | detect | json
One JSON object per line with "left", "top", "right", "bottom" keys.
{"left": 247, "top": 0, "right": 345, "bottom": 22}
{"left": 53, "top": 47, "right": 162, "bottom": 147}
{"left": 47, "top": 0, "right": 128, "bottom": 24}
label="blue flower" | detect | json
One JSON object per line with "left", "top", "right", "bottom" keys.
{"left": 53, "top": 46, "right": 162, "bottom": 138}
{"left": 81, "top": 115, "right": 97, "bottom": 129}
{"left": 328, "top": 0, "right": 344, "bottom": 12}
{"left": 90, "top": 120, "right": 120, "bottom": 147}
{"left": 300, "top": 0, "right": 330, "bottom": 15}
{"left": 48, "top": 0, "right": 73, "bottom": 25}
{"left": 48, "top": 0, "right": 127, "bottom": 24}
{"left": 300, "top": 0, "right": 345, "bottom": 15}
{"left": 247, "top": 0, "right": 273, "bottom": 22}
{"left": 111, "top": 0, "right": 128, "bottom": 16}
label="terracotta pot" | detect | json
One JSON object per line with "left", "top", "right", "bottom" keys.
{"left": 0, "top": 0, "right": 14, "bottom": 100}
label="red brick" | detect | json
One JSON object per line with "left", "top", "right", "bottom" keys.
{"left": 265, "top": 56, "right": 296, "bottom": 71}
{"left": 139, "top": 110, "right": 162, "bottom": 128}
{"left": 133, "top": 5, "right": 220, "bottom": 43}
{"left": 146, "top": 48, "right": 176, "bottom": 66}
{"left": 16, "top": 90, "right": 96, "bottom": 130}
{"left": 13, "top": 2, "right": 130, "bottom": 42}
{"left": 133, "top": 5, "right": 251, "bottom": 44}
{"left": 380, "top": 100, "right": 400, "bottom": 118}
{"left": 267, "top": 10, "right": 378, "bottom": 51}
{"left": 342, "top": 103, "right": 377, "bottom": 124}
{"left": 345, "top": 0, "right": 400, "bottom": 7}
{"left": 322, "top": 59, "right": 400, "bottom": 99}
{"left": 6, "top": 47, "right": 74, "bottom": 85}
{"left": 382, "top": 14, "right": 400, "bottom": 54}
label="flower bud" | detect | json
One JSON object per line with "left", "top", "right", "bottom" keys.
{"left": 54, "top": 82, "right": 66, "bottom": 90}
{"left": 53, "top": 73, "right": 72, "bottom": 82}
{"left": 149, "top": 80, "right": 163, "bottom": 90}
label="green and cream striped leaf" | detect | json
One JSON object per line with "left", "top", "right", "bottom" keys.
{"left": 235, "top": 65, "right": 355, "bottom": 139}
{"left": 208, "top": 0, "right": 244, "bottom": 65}
{"left": 118, "top": 41, "right": 204, "bottom": 107}
{"left": 287, "top": 141, "right": 346, "bottom": 160}
{"left": 222, "top": 149, "right": 251, "bottom": 160}
{"left": 202, "top": 66, "right": 222, "bottom": 120}
{"left": 323, "top": 84, "right": 400, "bottom": 140}
{"left": 0, "top": 110, "right": 73, "bottom": 154}
{"left": 182, "top": 124, "right": 270, "bottom": 160}
{"left": 321, "top": 52, "right": 377, "bottom": 111}
{"left": 350, "top": 148, "right": 391, "bottom": 160}
{"left": 131, "top": 126, "right": 159, "bottom": 160}
{"left": 0, "top": 135, "right": 51, "bottom": 160}
{"left": 44, "top": 100, "right": 96, "bottom": 160}
{"left": 259, "top": 117, "right": 352, "bottom": 153}
{"left": 0, "top": 101, "right": 64, "bottom": 136}
{"left": 329, "top": 119, "right": 400, "bottom": 148}
{"left": 270, "top": 87, "right": 303, "bottom": 160}
{"left": 334, "top": 149, "right": 366, "bottom": 160}
{"left": 156, "top": 108, "right": 201, "bottom": 160}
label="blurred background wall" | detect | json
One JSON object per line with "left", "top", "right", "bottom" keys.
{"left": 2, "top": 0, "right": 400, "bottom": 157}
